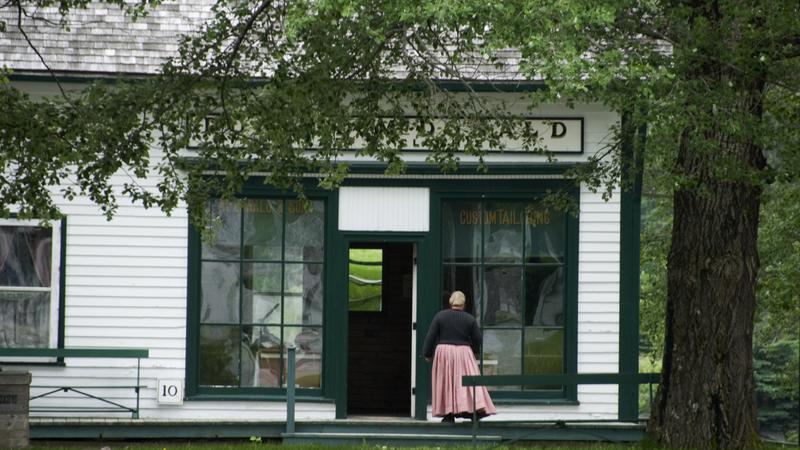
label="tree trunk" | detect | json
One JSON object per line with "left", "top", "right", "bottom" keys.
{"left": 647, "top": 82, "right": 766, "bottom": 448}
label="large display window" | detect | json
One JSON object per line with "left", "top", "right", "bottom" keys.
{"left": 196, "top": 198, "right": 324, "bottom": 391}
{"left": 441, "top": 200, "right": 569, "bottom": 397}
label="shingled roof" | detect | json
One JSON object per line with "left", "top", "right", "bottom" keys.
{"left": 0, "top": 0, "right": 214, "bottom": 76}
{"left": 0, "top": 0, "right": 528, "bottom": 81}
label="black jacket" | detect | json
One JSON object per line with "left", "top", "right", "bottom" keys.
{"left": 422, "top": 308, "right": 482, "bottom": 358}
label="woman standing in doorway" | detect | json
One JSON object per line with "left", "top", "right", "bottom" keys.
{"left": 423, "top": 291, "right": 496, "bottom": 423}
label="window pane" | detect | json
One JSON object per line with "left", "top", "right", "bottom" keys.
{"left": 198, "top": 325, "right": 240, "bottom": 387}
{"left": 244, "top": 325, "right": 281, "bottom": 388}
{"left": 483, "top": 202, "right": 523, "bottom": 263}
{"left": 243, "top": 199, "right": 283, "bottom": 261}
{"left": 202, "top": 199, "right": 241, "bottom": 260}
{"left": 442, "top": 201, "right": 481, "bottom": 263}
{"left": 525, "top": 266, "right": 565, "bottom": 326}
{"left": 0, "top": 226, "right": 52, "bottom": 287}
{"left": 284, "top": 263, "right": 323, "bottom": 325}
{"left": 525, "top": 206, "right": 565, "bottom": 263}
{"left": 286, "top": 327, "right": 323, "bottom": 388}
{"left": 0, "top": 291, "right": 50, "bottom": 347}
{"left": 349, "top": 249, "right": 382, "bottom": 312}
{"left": 483, "top": 266, "right": 522, "bottom": 326}
{"left": 200, "top": 262, "right": 240, "bottom": 323}
{"left": 442, "top": 264, "right": 480, "bottom": 320}
{"left": 243, "top": 263, "right": 282, "bottom": 324}
{"left": 524, "top": 328, "right": 564, "bottom": 391}
{"left": 483, "top": 329, "right": 521, "bottom": 391}
{"left": 285, "top": 200, "right": 324, "bottom": 262}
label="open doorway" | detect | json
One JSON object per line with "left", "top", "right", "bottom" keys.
{"left": 346, "top": 242, "right": 414, "bottom": 416}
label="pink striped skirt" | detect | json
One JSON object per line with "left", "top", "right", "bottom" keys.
{"left": 431, "top": 344, "right": 496, "bottom": 418}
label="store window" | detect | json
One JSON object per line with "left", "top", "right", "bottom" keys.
{"left": 441, "top": 200, "right": 567, "bottom": 395}
{"left": 0, "top": 219, "right": 61, "bottom": 349}
{"left": 198, "top": 198, "right": 324, "bottom": 390}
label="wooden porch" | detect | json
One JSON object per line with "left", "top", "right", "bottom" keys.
{"left": 30, "top": 415, "right": 647, "bottom": 445}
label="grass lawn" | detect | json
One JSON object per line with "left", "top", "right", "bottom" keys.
{"left": 24, "top": 444, "right": 640, "bottom": 450}
{"left": 24, "top": 442, "right": 795, "bottom": 450}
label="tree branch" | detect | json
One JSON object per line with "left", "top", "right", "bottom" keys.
{"left": 13, "top": 0, "right": 69, "bottom": 100}
{"left": 224, "top": 0, "right": 273, "bottom": 75}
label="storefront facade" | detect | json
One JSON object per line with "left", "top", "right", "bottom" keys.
{"left": 185, "top": 172, "right": 583, "bottom": 420}
{"left": 0, "top": 75, "right": 639, "bottom": 429}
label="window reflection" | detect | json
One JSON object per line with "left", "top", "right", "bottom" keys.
{"left": 442, "top": 202, "right": 482, "bottom": 263}
{"left": 484, "top": 202, "right": 524, "bottom": 263}
{"left": 348, "top": 248, "right": 383, "bottom": 312}
{"left": 442, "top": 199, "right": 567, "bottom": 395}
{"left": 198, "top": 198, "right": 324, "bottom": 390}
{"left": 525, "top": 266, "right": 564, "bottom": 327}
{"left": 483, "top": 266, "right": 522, "bottom": 326}
{"left": 442, "top": 265, "right": 480, "bottom": 319}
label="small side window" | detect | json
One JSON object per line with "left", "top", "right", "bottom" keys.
{"left": 0, "top": 219, "right": 62, "bottom": 351}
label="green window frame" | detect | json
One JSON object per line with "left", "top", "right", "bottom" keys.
{"left": 439, "top": 197, "right": 577, "bottom": 401}
{"left": 190, "top": 198, "right": 325, "bottom": 395}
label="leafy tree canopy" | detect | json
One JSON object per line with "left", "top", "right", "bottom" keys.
{"left": 2, "top": 1, "right": 798, "bottom": 225}
{"left": 2, "top": 1, "right": 799, "bottom": 448}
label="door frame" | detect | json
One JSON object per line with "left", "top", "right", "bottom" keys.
{"left": 334, "top": 233, "right": 427, "bottom": 419}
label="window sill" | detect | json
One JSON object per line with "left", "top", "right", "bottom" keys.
{"left": 493, "top": 398, "right": 579, "bottom": 406}
{"left": 186, "top": 393, "right": 334, "bottom": 403}
{"left": 0, "top": 360, "right": 65, "bottom": 367}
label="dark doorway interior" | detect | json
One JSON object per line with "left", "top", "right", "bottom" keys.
{"left": 347, "top": 242, "right": 413, "bottom": 416}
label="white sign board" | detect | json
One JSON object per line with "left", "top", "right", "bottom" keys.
{"left": 400, "top": 118, "right": 583, "bottom": 153}
{"left": 198, "top": 116, "right": 583, "bottom": 153}
{"left": 157, "top": 379, "right": 184, "bottom": 405}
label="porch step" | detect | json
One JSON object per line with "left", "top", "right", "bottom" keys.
{"left": 282, "top": 431, "right": 503, "bottom": 446}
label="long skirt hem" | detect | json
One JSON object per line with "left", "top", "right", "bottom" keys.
{"left": 431, "top": 344, "right": 496, "bottom": 418}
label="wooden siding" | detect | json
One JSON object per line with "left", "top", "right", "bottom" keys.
{"left": 13, "top": 98, "right": 622, "bottom": 423}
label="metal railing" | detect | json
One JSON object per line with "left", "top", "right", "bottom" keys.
{"left": 0, "top": 347, "right": 149, "bottom": 419}
{"left": 462, "top": 372, "right": 661, "bottom": 445}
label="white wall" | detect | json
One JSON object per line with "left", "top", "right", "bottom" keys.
{"left": 13, "top": 91, "right": 620, "bottom": 422}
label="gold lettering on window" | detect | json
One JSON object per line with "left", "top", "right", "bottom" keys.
{"left": 288, "top": 200, "right": 313, "bottom": 214}
{"left": 526, "top": 208, "right": 551, "bottom": 226}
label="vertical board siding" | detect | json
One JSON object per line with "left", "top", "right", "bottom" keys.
{"left": 339, "top": 187, "right": 430, "bottom": 232}
{"left": 17, "top": 100, "right": 622, "bottom": 423}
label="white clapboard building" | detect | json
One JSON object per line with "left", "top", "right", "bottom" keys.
{"left": 0, "top": 0, "right": 644, "bottom": 442}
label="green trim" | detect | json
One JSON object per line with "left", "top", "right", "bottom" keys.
{"left": 186, "top": 216, "right": 200, "bottom": 397}
{"left": 494, "top": 398, "right": 580, "bottom": 406}
{"left": 30, "top": 420, "right": 645, "bottom": 442}
{"left": 186, "top": 192, "right": 335, "bottom": 399}
{"left": 435, "top": 80, "right": 548, "bottom": 93}
{"left": 338, "top": 232, "right": 428, "bottom": 419}
{"left": 185, "top": 169, "right": 597, "bottom": 415}
{"left": 30, "top": 422, "right": 289, "bottom": 440}
{"left": 0, "top": 348, "right": 149, "bottom": 358}
{"left": 180, "top": 159, "right": 582, "bottom": 177}
{"left": 186, "top": 393, "right": 331, "bottom": 402}
{"left": 415, "top": 191, "right": 440, "bottom": 420}
{"left": 57, "top": 216, "right": 67, "bottom": 350}
{"left": 418, "top": 184, "right": 580, "bottom": 413}
{"left": 10, "top": 72, "right": 547, "bottom": 93}
{"left": 463, "top": 372, "right": 660, "bottom": 386}
{"left": 618, "top": 115, "right": 645, "bottom": 421}
{"left": 564, "top": 189, "right": 580, "bottom": 401}
{"left": 326, "top": 191, "right": 349, "bottom": 418}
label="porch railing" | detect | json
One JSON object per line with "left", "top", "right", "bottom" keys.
{"left": 0, "top": 347, "right": 149, "bottom": 419}
{"left": 462, "top": 372, "right": 661, "bottom": 444}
